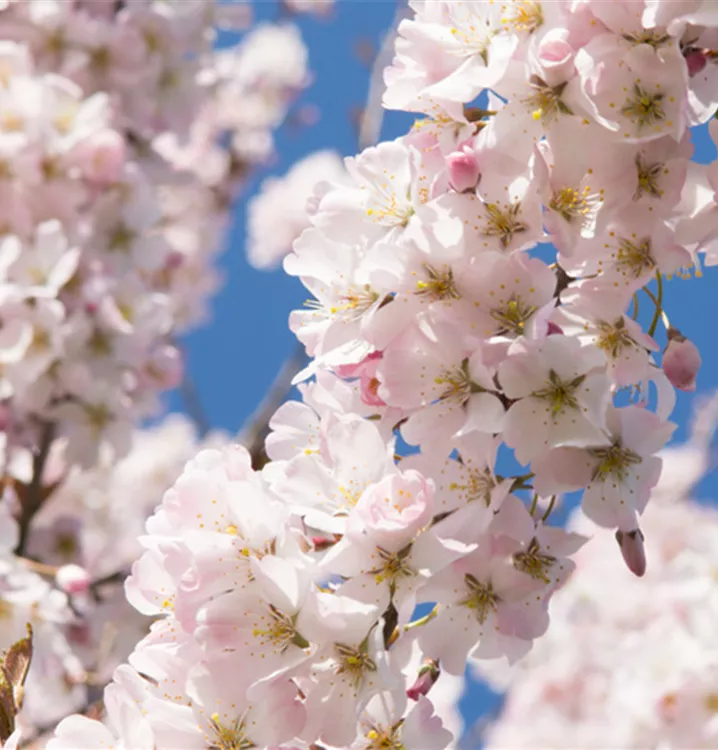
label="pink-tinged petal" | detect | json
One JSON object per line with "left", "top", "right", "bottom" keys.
{"left": 460, "top": 392, "right": 506, "bottom": 436}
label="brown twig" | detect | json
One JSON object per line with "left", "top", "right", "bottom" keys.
{"left": 15, "top": 422, "right": 55, "bottom": 556}
{"left": 357, "top": 3, "right": 410, "bottom": 150}
{"left": 179, "top": 372, "right": 211, "bottom": 438}
{"left": 237, "top": 343, "right": 307, "bottom": 470}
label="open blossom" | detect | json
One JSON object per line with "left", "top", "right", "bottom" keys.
{"left": 481, "top": 409, "right": 718, "bottom": 749}
{"left": 247, "top": 150, "right": 345, "bottom": 269}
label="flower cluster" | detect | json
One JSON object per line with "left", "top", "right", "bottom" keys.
{"left": 0, "top": 1, "right": 311, "bottom": 468}
{"left": 0, "top": 413, "right": 224, "bottom": 740}
{"left": 286, "top": 0, "right": 718, "bottom": 548}
{"left": 247, "top": 149, "right": 345, "bottom": 269}
{"left": 481, "top": 396, "right": 718, "bottom": 749}
{"left": 40, "top": 1, "right": 718, "bottom": 748}
{"left": 48, "top": 372, "right": 579, "bottom": 749}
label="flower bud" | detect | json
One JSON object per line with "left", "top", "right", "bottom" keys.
{"left": 536, "top": 29, "right": 575, "bottom": 84}
{"left": 56, "top": 564, "right": 92, "bottom": 595}
{"left": 615, "top": 528, "right": 646, "bottom": 578}
{"left": 446, "top": 145, "right": 480, "bottom": 193}
{"left": 407, "top": 659, "right": 440, "bottom": 701}
{"left": 684, "top": 49, "right": 708, "bottom": 77}
{"left": 663, "top": 329, "right": 701, "bottom": 392}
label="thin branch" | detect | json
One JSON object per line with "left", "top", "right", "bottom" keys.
{"left": 15, "top": 422, "right": 55, "bottom": 556}
{"left": 357, "top": 3, "right": 410, "bottom": 150}
{"left": 179, "top": 373, "right": 211, "bottom": 438}
{"left": 238, "top": 343, "right": 307, "bottom": 470}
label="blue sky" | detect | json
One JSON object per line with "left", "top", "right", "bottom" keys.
{"left": 168, "top": 3, "right": 718, "bottom": 744}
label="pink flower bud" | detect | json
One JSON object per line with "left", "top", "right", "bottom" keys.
{"left": 546, "top": 321, "right": 564, "bottom": 336}
{"left": 73, "top": 129, "right": 126, "bottom": 185}
{"left": 615, "top": 528, "right": 646, "bottom": 577}
{"left": 684, "top": 49, "right": 708, "bottom": 77}
{"left": 663, "top": 330, "right": 701, "bottom": 392}
{"left": 537, "top": 29, "right": 575, "bottom": 84}
{"left": 311, "top": 535, "right": 338, "bottom": 551}
{"left": 407, "top": 659, "right": 440, "bottom": 701}
{"left": 56, "top": 564, "right": 92, "bottom": 595}
{"left": 335, "top": 351, "right": 382, "bottom": 379}
{"left": 446, "top": 145, "right": 480, "bottom": 193}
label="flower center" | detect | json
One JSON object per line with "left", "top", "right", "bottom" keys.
{"left": 490, "top": 295, "right": 537, "bottom": 336}
{"left": 459, "top": 574, "right": 499, "bottom": 624}
{"left": 549, "top": 185, "right": 595, "bottom": 222}
{"left": 513, "top": 537, "right": 557, "bottom": 584}
{"left": 336, "top": 481, "right": 367, "bottom": 512}
{"left": 613, "top": 237, "right": 655, "bottom": 278}
{"left": 329, "top": 284, "right": 380, "bottom": 318}
{"left": 108, "top": 223, "right": 136, "bottom": 253}
{"left": 367, "top": 545, "right": 415, "bottom": 586}
{"left": 450, "top": 467, "right": 496, "bottom": 507}
{"left": 634, "top": 154, "right": 664, "bottom": 200}
{"left": 251, "top": 604, "right": 308, "bottom": 652}
{"left": 335, "top": 643, "right": 377, "bottom": 688}
{"left": 596, "top": 318, "right": 636, "bottom": 359}
{"left": 523, "top": 76, "right": 573, "bottom": 121}
{"left": 364, "top": 724, "right": 405, "bottom": 750}
{"left": 85, "top": 403, "right": 112, "bottom": 430}
{"left": 588, "top": 442, "right": 643, "bottom": 483}
{"left": 448, "top": 7, "right": 493, "bottom": 58}
{"left": 207, "top": 713, "right": 254, "bottom": 750}
{"left": 415, "top": 264, "right": 460, "bottom": 301}
{"left": 620, "top": 83, "right": 666, "bottom": 131}
{"left": 532, "top": 370, "right": 585, "bottom": 415}
{"left": 480, "top": 202, "right": 528, "bottom": 249}
{"left": 622, "top": 30, "right": 671, "bottom": 48}
{"left": 434, "top": 358, "right": 485, "bottom": 405}
{"left": 365, "top": 184, "right": 415, "bottom": 227}
{"left": 502, "top": 1, "right": 544, "bottom": 34}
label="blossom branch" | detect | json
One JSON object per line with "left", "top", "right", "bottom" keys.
{"left": 238, "top": 343, "right": 307, "bottom": 469}
{"left": 357, "top": 3, "right": 410, "bottom": 149}
{"left": 15, "top": 423, "right": 55, "bottom": 556}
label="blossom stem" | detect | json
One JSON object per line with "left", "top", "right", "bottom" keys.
{"left": 642, "top": 285, "right": 671, "bottom": 332}
{"left": 647, "top": 271, "right": 664, "bottom": 337}
{"left": 509, "top": 472, "right": 535, "bottom": 492}
{"left": 541, "top": 496, "right": 556, "bottom": 522}
{"left": 404, "top": 605, "right": 439, "bottom": 632}
{"left": 631, "top": 293, "right": 639, "bottom": 320}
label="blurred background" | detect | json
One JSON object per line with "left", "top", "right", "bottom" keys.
{"left": 167, "top": 2, "right": 718, "bottom": 744}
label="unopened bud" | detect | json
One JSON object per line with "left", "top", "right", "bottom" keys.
{"left": 684, "top": 48, "right": 708, "bottom": 77}
{"left": 663, "top": 329, "right": 701, "bottom": 392}
{"left": 446, "top": 145, "right": 480, "bottom": 193}
{"left": 536, "top": 29, "right": 575, "bottom": 84}
{"left": 312, "top": 535, "right": 338, "bottom": 551}
{"left": 615, "top": 528, "right": 646, "bottom": 577}
{"left": 406, "top": 658, "right": 440, "bottom": 701}
{"left": 56, "top": 564, "right": 92, "bottom": 595}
